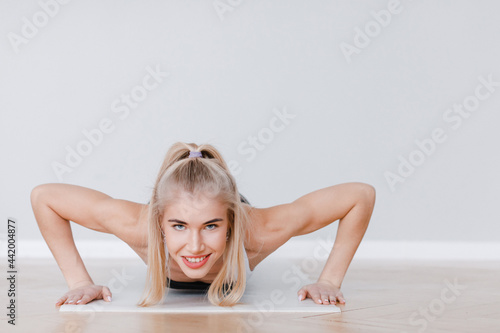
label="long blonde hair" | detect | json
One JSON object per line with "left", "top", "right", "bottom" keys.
{"left": 138, "top": 142, "right": 252, "bottom": 307}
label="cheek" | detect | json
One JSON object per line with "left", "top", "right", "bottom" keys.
{"left": 164, "top": 234, "right": 181, "bottom": 252}
{"left": 206, "top": 232, "right": 227, "bottom": 250}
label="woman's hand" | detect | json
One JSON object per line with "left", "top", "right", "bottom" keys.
{"left": 297, "top": 280, "right": 346, "bottom": 305}
{"left": 55, "top": 281, "right": 112, "bottom": 307}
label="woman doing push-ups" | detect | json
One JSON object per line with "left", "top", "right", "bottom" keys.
{"left": 30, "top": 142, "right": 376, "bottom": 307}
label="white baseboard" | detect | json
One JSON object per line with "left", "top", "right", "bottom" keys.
{"left": 3, "top": 239, "right": 500, "bottom": 260}
{"left": 274, "top": 240, "right": 500, "bottom": 261}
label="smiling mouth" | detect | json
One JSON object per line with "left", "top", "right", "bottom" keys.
{"left": 182, "top": 254, "right": 211, "bottom": 263}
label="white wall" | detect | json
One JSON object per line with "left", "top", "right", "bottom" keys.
{"left": 1, "top": 0, "right": 499, "bottom": 254}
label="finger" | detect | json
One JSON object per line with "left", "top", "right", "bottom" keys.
{"left": 320, "top": 294, "right": 331, "bottom": 305}
{"left": 78, "top": 295, "right": 92, "bottom": 305}
{"left": 308, "top": 291, "right": 322, "bottom": 304}
{"left": 66, "top": 295, "right": 81, "bottom": 304}
{"left": 56, "top": 296, "right": 68, "bottom": 306}
{"left": 297, "top": 289, "right": 306, "bottom": 301}
{"left": 56, "top": 296, "right": 67, "bottom": 305}
{"left": 329, "top": 295, "right": 346, "bottom": 305}
{"left": 333, "top": 291, "right": 345, "bottom": 304}
{"left": 74, "top": 294, "right": 87, "bottom": 304}
{"left": 102, "top": 286, "right": 112, "bottom": 302}
{"left": 72, "top": 294, "right": 85, "bottom": 304}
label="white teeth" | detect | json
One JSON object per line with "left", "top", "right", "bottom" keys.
{"left": 185, "top": 255, "right": 208, "bottom": 263}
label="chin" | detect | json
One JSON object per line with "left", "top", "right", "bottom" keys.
{"left": 182, "top": 264, "right": 212, "bottom": 279}
{"left": 184, "top": 270, "right": 208, "bottom": 279}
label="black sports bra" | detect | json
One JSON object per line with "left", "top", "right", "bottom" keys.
{"left": 166, "top": 277, "right": 211, "bottom": 290}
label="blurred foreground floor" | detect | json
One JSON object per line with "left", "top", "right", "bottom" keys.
{"left": 1, "top": 257, "right": 499, "bottom": 333}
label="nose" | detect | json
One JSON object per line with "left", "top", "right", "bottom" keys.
{"left": 186, "top": 230, "right": 205, "bottom": 254}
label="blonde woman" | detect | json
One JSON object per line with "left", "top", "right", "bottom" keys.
{"left": 31, "top": 142, "right": 376, "bottom": 307}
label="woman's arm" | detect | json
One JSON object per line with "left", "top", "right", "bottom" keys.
{"left": 254, "top": 182, "right": 376, "bottom": 305}
{"left": 297, "top": 183, "right": 375, "bottom": 305}
{"left": 30, "top": 183, "right": 144, "bottom": 305}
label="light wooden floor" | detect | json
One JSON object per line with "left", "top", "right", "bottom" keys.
{"left": 2, "top": 258, "right": 499, "bottom": 333}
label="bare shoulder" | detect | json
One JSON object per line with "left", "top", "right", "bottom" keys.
{"left": 243, "top": 182, "right": 376, "bottom": 269}
{"left": 31, "top": 183, "right": 150, "bottom": 261}
{"left": 104, "top": 199, "right": 149, "bottom": 258}
{"left": 90, "top": 197, "right": 149, "bottom": 263}
{"left": 243, "top": 202, "right": 304, "bottom": 269}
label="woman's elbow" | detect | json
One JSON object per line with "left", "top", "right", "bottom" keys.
{"left": 30, "top": 183, "right": 52, "bottom": 208}
{"left": 357, "top": 183, "right": 376, "bottom": 207}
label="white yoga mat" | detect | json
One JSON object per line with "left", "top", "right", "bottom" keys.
{"left": 59, "top": 259, "right": 340, "bottom": 313}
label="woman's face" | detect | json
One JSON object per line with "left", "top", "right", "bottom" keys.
{"left": 161, "top": 191, "right": 229, "bottom": 279}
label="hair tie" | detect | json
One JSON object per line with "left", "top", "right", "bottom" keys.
{"left": 188, "top": 151, "right": 203, "bottom": 158}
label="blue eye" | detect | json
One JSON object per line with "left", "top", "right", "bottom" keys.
{"left": 171, "top": 224, "right": 217, "bottom": 231}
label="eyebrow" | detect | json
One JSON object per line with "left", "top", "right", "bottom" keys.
{"left": 167, "top": 218, "right": 223, "bottom": 225}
